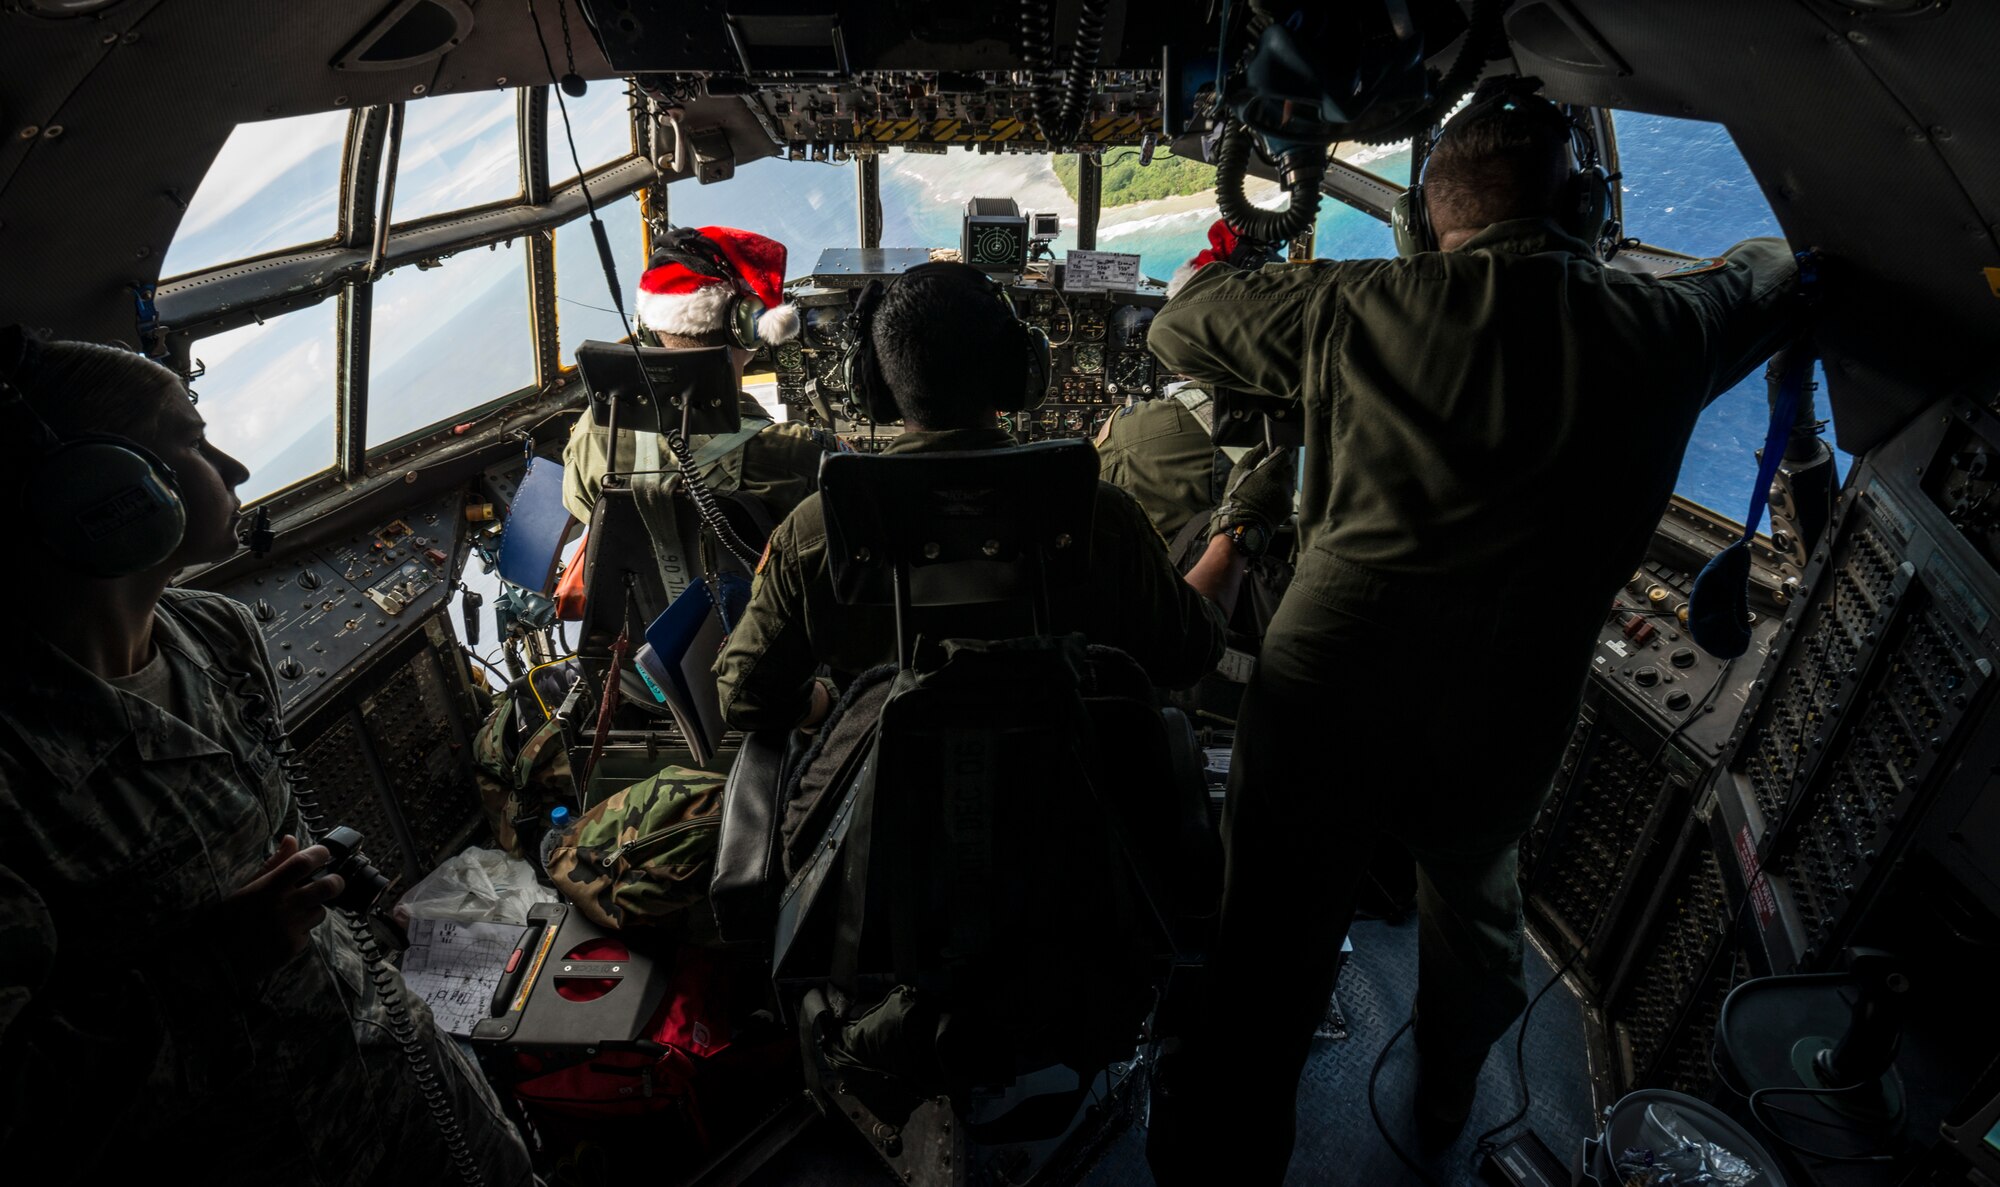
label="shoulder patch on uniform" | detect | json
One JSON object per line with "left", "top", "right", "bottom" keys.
{"left": 1662, "top": 256, "right": 1729, "bottom": 278}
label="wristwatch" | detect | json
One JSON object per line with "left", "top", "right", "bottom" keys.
{"left": 1218, "top": 519, "right": 1270, "bottom": 559}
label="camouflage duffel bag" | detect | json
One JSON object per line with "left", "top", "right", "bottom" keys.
{"left": 471, "top": 688, "right": 574, "bottom": 859}
{"left": 544, "top": 766, "right": 725, "bottom": 940}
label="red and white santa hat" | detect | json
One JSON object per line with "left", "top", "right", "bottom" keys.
{"left": 635, "top": 225, "right": 801, "bottom": 345}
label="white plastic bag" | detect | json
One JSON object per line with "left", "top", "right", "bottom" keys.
{"left": 395, "top": 846, "right": 556, "bottom": 926}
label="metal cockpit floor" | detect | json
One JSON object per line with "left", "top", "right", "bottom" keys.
{"left": 742, "top": 916, "right": 1600, "bottom": 1186}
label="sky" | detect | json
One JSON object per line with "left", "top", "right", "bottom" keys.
{"left": 168, "top": 100, "right": 1823, "bottom": 513}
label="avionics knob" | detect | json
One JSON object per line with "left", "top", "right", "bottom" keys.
{"left": 298, "top": 570, "right": 323, "bottom": 590}
{"left": 1670, "top": 647, "right": 1696, "bottom": 669}
{"left": 1647, "top": 586, "right": 1670, "bottom": 608}
{"left": 1666, "top": 690, "right": 1692, "bottom": 712}
{"left": 276, "top": 657, "right": 306, "bottom": 680}
{"left": 1633, "top": 666, "right": 1660, "bottom": 687}
{"left": 253, "top": 598, "right": 275, "bottom": 622}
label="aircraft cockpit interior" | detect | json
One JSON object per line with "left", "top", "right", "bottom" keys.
{"left": 4, "top": 1, "right": 2000, "bottom": 1184}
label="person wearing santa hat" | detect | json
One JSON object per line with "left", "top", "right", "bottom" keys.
{"left": 561, "top": 224, "right": 833, "bottom": 528}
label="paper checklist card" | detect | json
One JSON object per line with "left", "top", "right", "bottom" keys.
{"left": 398, "top": 918, "right": 530, "bottom": 1035}
{"left": 1063, "top": 250, "right": 1142, "bottom": 293}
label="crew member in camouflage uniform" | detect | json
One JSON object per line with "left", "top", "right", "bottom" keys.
{"left": 1143, "top": 83, "right": 1803, "bottom": 1182}
{"left": 0, "top": 332, "right": 532, "bottom": 1184}
{"left": 562, "top": 225, "right": 833, "bottom": 526}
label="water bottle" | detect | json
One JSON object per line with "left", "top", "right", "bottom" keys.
{"left": 538, "top": 805, "right": 573, "bottom": 876}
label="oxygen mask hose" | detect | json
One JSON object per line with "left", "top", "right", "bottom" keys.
{"left": 1213, "top": 122, "right": 1327, "bottom": 245}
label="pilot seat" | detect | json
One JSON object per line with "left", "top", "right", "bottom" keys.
{"left": 708, "top": 439, "right": 1220, "bottom": 1185}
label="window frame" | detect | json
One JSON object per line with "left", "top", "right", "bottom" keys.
{"left": 159, "top": 86, "right": 653, "bottom": 511}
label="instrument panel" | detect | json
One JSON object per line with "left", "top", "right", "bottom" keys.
{"left": 202, "top": 492, "right": 469, "bottom": 720}
{"left": 774, "top": 247, "right": 1172, "bottom": 443}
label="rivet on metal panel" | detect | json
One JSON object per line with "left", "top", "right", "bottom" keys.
{"left": 1846, "top": 30, "right": 1868, "bottom": 44}
{"left": 1932, "top": 126, "right": 1954, "bottom": 141}
{"left": 17, "top": 127, "right": 39, "bottom": 140}
{"left": 412, "top": 84, "right": 428, "bottom": 95}
{"left": 335, "top": 95, "right": 350, "bottom": 106}
{"left": 41, "top": 125, "right": 62, "bottom": 139}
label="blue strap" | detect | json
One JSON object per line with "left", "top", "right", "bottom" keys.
{"left": 1739, "top": 351, "right": 1812, "bottom": 543}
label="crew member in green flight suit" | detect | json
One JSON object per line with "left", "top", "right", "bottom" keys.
{"left": 713, "top": 261, "right": 1296, "bottom": 871}
{"left": 1143, "top": 79, "right": 1804, "bottom": 1181}
{"left": 561, "top": 225, "right": 833, "bottom": 528}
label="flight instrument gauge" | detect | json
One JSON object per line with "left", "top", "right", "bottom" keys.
{"left": 802, "top": 305, "right": 853, "bottom": 350}
{"left": 1073, "top": 344, "right": 1104, "bottom": 374}
{"left": 774, "top": 342, "right": 805, "bottom": 373}
{"left": 1048, "top": 308, "right": 1073, "bottom": 341}
{"left": 1106, "top": 351, "right": 1152, "bottom": 396}
{"left": 1109, "top": 304, "right": 1154, "bottom": 351}
{"left": 812, "top": 351, "right": 849, "bottom": 393}
{"left": 1076, "top": 308, "right": 1107, "bottom": 342}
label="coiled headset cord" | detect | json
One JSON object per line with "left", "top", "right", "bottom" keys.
{"left": 227, "top": 667, "right": 484, "bottom": 1186}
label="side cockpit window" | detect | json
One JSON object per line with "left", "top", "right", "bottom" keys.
{"left": 186, "top": 304, "right": 340, "bottom": 502}
{"left": 160, "top": 110, "right": 349, "bottom": 279}
{"left": 1611, "top": 111, "right": 1850, "bottom": 515}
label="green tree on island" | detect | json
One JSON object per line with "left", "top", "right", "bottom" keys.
{"left": 1054, "top": 149, "right": 1216, "bottom": 207}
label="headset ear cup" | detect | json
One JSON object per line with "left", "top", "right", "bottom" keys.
{"left": 844, "top": 280, "right": 900, "bottom": 423}
{"left": 731, "top": 294, "right": 762, "bottom": 350}
{"left": 1556, "top": 168, "right": 1610, "bottom": 252}
{"left": 31, "top": 437, "right": 186, "bottom": 577}
{"left": 1012, "top": 324, "right": 1051, "bottom": 411}
{"left": 1391, "top": 187, "right": 1432, "bottom": 257}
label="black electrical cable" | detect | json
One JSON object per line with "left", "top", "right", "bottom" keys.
{"left": 1747, "top": 1083, "right": 1908, "bottom": 1164}
{"left": 1349, "top": 0, "right": 1510, "bottom": 148}
{"left": 1366, "top": 1018, "right": 1442, "bottom": 1186}
{"left": 1020, "top": 0, "right": 1063, "bottom": 145}
{"left": 1469, "top": 941, "right": 1584, "bottom": 1160}
{"left": 1056, "top": 0, "right": 1109, "bottom": 144}
{"left": 224, "top": 665, "right": 485, "bottom": 1185}
{"left": 1442, "top": 656, "right": 1734, "bottom": 1165}
{"left": 464, "top": 645, "right": 511, "bottom": 685}
{"left": 526, "top": 0, "right": 760, "bottom": 573}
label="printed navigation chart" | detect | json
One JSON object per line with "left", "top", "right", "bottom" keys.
{"left": 399, "top": 918, "right": 529, "bottom": 1034}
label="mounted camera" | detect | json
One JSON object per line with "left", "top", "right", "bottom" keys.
{"left": 314, "top": 825, "right": 392, "bottom": 913}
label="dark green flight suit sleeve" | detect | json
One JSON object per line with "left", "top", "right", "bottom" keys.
{"left": 1091, "top": 486, "right": 1229, "bottom": 688}
{"left": 1671, "top": 237, "right": 1804, "bottom": 401}
{"left": 1149, "top": 261, "right": 1328, "bottom": 401}
{"left": 714, "top": 513, "right": 819, "bottom": 732}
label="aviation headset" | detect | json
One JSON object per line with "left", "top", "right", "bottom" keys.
{"left": 1391, "top": 79, "right": 1616, "bottom": 258}
{"left": 841, "top": 262, "right": 1051, "bottom": 423}
{"left": 0, "top": 325, "right": 188, "bottom": 578}
{"left": 644, "top": 226, "right": 769, "bottom": 350}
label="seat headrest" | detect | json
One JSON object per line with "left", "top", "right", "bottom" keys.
{"left": 821, "top": 440, "right": 1099, "bottom": 609}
